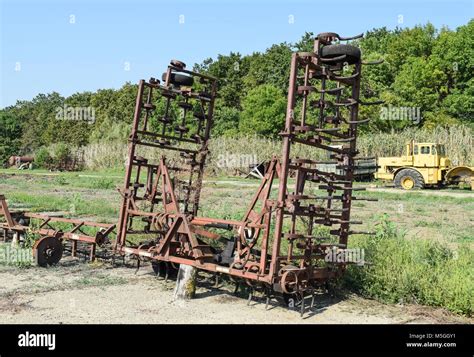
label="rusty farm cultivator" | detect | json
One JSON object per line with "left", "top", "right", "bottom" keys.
{"left": 0, "top": 32, "right": 381, "bottom": 313}
{"left": 112, "top": 33, "right": 381, "bottom": 309}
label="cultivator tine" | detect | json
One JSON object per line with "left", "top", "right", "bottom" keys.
{"left": 155, "top": 263, "right": 161, "bottom": 277}
{"left": 348, "top": 230, "right": 376, "bottom": 235}
{"left": 358, "top": 99, "right": 385, "bottom": 106}
{"left": 135, "top": 259, "right": 141, "bottom": 275}
{"left": 234, "top": 282, "right": 240, "bottom": 295}
{"left": 337, "top": 33, "right": 364, "bottom": 41}
{"left": 300, "top": 293, "right": 305, "bottom": 317}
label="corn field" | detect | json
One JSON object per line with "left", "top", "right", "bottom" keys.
{"left": 73, "top": 125, "right": 473, "bottom": 175}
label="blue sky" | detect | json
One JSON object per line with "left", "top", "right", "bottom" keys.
{"left": 1, "top": 0, "right": 472, "bottom": 108}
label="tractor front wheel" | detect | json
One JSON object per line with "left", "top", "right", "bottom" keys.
{"left": 394, "top": 169, "right": 424, "bottom": 190}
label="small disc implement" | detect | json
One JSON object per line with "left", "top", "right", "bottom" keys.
{"left": 33, "top": 236, "right": 64, "bottom": 267}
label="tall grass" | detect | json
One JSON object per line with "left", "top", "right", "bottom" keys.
{"left": 62, "top": 125, "right": 473, "bottom": 174}
{"left": 357, "top": 125, "right": 473, "bottom": 166}
{"left": 345, "top": 215, "right": 473, "bottom": 316}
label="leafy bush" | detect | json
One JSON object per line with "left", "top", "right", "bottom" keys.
{"left": 34, "top": 147, "right": 53, "bottom": 169}
{"left": 345, "top": 215, "right": 473, "bottom": 316}
{"left": 52, "top": 143, "right": 71, "bottom": 169}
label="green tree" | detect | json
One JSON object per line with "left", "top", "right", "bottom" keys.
{"left": 386, "top": 23, "right": 437, "bottom": 74}
{"left": 212, "top": 104, "right": 241, "bottom": 137}
{"left": 21, "top": 92, "right": 64, "bottom": 150}
{"left": 195, "top": 52, "right": 249, "bottom": 109}
{"left": 89, "top": 83, "right": 138, "bottom": 142}
{"left": 239, "top": 85, "right": 286, "bottom": 137}
{"left": 243, "top": 43, "right": 292, "bottom": 93}
{"left": 0, "top": 110, "right": 22, "bottom": 164}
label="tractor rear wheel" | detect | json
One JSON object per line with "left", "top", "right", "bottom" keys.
{"left": 394, "top": 168, "right": 424, "bottom": 190}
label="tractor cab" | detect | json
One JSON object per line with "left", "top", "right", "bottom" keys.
{"left": 406, "top": 142, "right": 450, "bottom": 169}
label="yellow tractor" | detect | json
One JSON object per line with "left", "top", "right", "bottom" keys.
{"left": 375, "top": 141, "right": 474, "bottom": 190}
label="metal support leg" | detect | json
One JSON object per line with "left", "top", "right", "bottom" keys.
{"left": 71, "top": 240, "right": 77, "bottom": 258}
{"left": 89, "top": 243, "right": 96, "bottom": 262}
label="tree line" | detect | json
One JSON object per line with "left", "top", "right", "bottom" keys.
{"left": 1, "top": 21, "right": 472, "bottom": 164}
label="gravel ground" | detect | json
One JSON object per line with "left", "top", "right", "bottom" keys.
{"left": 0, "top": 260, "right": 470, "bottom": 324}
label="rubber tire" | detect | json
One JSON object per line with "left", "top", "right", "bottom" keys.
{"left": 394, "top": 168, "right": 424, "bottom": 190}
{"left": 161, "top": 71, "right": 194, "bottom": 86}
{"left": 320, "top": 44, "right": 361, "bottom": 65}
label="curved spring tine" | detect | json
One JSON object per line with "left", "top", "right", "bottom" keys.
{"left": 358, "top": 99, "right": 385, "bottom": 106}
{"left": 332, "top": 72, "right": 360, "bottom": 81}
{"left": 313, "top": 99, "right": 350, "bottom": 108}
{"left": 331, "top": 137, "right": 355, "bottom": 143}
{"left": 317, "top": 87, "right": 344, "bottom": 94}
{"left": 338, "top": 33, "right": 364, "bottom": 41}
{"left": 334, "top": 98, "right": 357, "bottom": 107}
{"left": 343, "top": 118, "right": 371, "bottom": 124}
{"left": 362, "top": 59, "right": 384, "bottom": 65}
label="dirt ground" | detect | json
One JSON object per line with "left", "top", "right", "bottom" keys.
{"left": 0, "top": 258, "right": 470, "bottom": 324}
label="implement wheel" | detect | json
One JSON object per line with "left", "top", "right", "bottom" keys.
{"left": 320, "top": 44, "right": 361, "bottom": 65}
{"left": 33, "top": 236, "right": 63, "bottom": 267}
{"left": 161, "top": 71, "right": 194, "bottom": 87}
{"left": 394, "top": 168, "right": 424, "bottom": 190}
